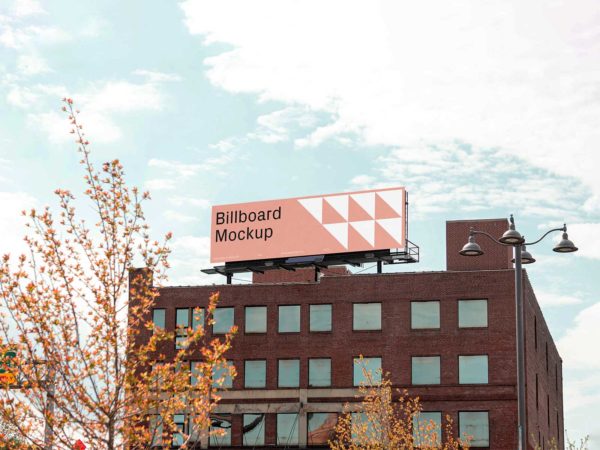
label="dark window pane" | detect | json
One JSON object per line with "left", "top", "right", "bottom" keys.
{"left": 278, "top": 359, "right": 300, "bottom": 387}
{"left": 310, "top": 304, "right": 332, "bottom": 332}
{"left": 192, "top": 307, "right": 204, "bottom": 331}
{"left": 176, "top": 308, "right": 189, "bottom": 329}
{"left": 279, "top": 305, "right": 300, "bottom": 332}
{"left": 353, "top": 303, "right": 381, "bottom": 330}
{"left": 213, "top": 307, "right": 234, "bottom": 334}
{"left": 212, "top": 361, "right": 234, "bottom": 389}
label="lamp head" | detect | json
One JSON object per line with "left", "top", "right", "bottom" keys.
{"left": 459, "top": 234, "right": 484, "bottom": 257}
{"left": 499, "top": 214, "right": 525, "bottom": 245}
{"left": 512, "top": 243, "right": 536, "bottom": 264}
{"left": 553, "top": 231, "right": 578, "bottom": 253}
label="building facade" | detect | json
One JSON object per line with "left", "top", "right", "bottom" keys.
{"left": 134, "top": 219, "right": 564, "bottom": 449}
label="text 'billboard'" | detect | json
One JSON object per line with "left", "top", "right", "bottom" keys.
{"left": 210, "top": 187, "right": 406, "bottom": 263}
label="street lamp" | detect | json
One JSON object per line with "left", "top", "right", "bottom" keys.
{"left": 459, "top": 215, "right": 578, "bottom": 450}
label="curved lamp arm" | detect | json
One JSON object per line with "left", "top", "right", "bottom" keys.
{"left": 469, "top": 228, "right": 511, "bottom": 247}
{"left": 525, "top": 225, "right": 566, "bottom": 246}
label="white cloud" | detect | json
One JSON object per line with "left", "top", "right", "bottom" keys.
{"left": 11, "top": 0, "right": 45, "bottom": 17}
{"left": 133, "top": 69, "right": 182, "bottom": 83}
{"left": 534, "top": 290, "right": 583, "bottom": 307}
{"left": 163, "top": 210, "right": 199, "bottom": 223}
{"left": 564, "top": 223, "right": 600, "bottom": 260}
{"left": 249, "top": 106, "right": 317, "bottom": 144}
{"left": 558, "top": 302, "right": 600, "bottom": 370}
{"left": 180, "top": 0, "right": 600, "bottom": 206}
{"left": 166, "top": 235, "right": 214, "bottom": 286}
{"left": 0, "top": 190, "right": 37, "bottom": 257}
{"left": 145, "top": 178, "right": 176, "bottom": 191}
{"left": 168, "top": 196, "right": 211, "bottom": 209}
{"left": 16, "top": 53, "right": 50, "bottom": 75}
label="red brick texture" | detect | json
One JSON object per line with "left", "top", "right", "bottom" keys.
{"left": 131, "top": 219, "right": 563, "bottom": 449}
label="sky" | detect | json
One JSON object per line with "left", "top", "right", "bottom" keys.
{"left": 1, "top": 0, "right": 599, "bottom": 446}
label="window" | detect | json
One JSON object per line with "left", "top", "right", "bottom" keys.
{"left": 245, "top": 306, "right": 267, "bottom": 333}
{"left": 152, "top": 309, "right": 165, "bottom": 330}
{"left": 175, "top": 307, "right": 204, "bottom": 348}
{"left": 351, "top": 412, "right": 378, "bottom": 444}
{"left": 308, "top": 412, "right": 337, "bottom": 445}
{"left": 458, "top": 300, "right": 488, "bottom": 328}
{"left": 175, "top": 308, "right": 189, "bottom": 349}
{"left": 459, "top": 411, "right": 489, "bottom": 447}
{"left": 459, "top": 355, "right": 488, "bottom": 384}
{"left": 411, "top": 301, "right": 440, "bottom": 329}
{"left": 309, "top": 358, "right": 331, "bottom": 387}
{"left": 413, "top": 412, "right": 442, "bottom": 447}
{"left": 245, "top": 360, "right": 266, "bottom": 388}
{"left": 310, "top": 304, "right": 332, "bottom": 332}
{"left": 278, "top": 359, "right": 300, "bottom": 388}
{"left": 353, "top": 357, "right": 382, "bottom": 386}
{"left": 172, "top": 414, "right": 186, "bottom": 448}
{"left": 277, "top": 413, "right": 299, "bottom": 445}
{"left": 194, "top": 360, "right": 234, "bottom": 389}
{"left": 412, "top": 356, "right": 440, "bottom": 385}
{"left": 353, "top": 303, "right": 381, "bottom": 330}
{"left": 213, "top": 307, "right": 234, "bottom": 334}
{"left": 243, "top": 413, "right": 265, "bottom": 446}
{"left": 149, "top": 415, "right": 163, "bottom": 447}
{"left": 209, "top": 414, "right": 231, "bottom": 446}
{"left": 279, "top": 305, "right": 300, "bottom": 332}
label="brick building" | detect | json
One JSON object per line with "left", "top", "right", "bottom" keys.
{"left": 135, "top": 218, "right": 564, "bottom": 449}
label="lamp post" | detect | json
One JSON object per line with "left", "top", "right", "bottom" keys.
{"left": 459, "top": 215, "right": 577, "bottom": 450}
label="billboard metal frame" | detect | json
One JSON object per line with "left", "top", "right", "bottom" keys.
{"left": 202, "top": 196, "right": 419, "bottom": 284}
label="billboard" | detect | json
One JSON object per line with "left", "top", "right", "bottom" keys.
{"left": 210, "top": 187, "right": 406, "bottom": 263}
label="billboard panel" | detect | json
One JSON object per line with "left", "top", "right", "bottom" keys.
{"left": 210, "top": 187, "right": 406, "bottom": 263}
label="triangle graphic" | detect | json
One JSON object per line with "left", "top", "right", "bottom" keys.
{"left": 298, "top": 197, "right": 323, "bottom": 223}
{"left": 349, "top": 197, "right": 372, "bottom": 221}
{"left": 324, "top": 223, "right": 348, "bottom": 249}
{"left": 349, "top": 220, "right": 375, "bottom": 246}
{"left": 324, "top": 195, "right": 349, "bottom": 221}
{"left": 348, "top": 222, "right": 374, "bottom": 250}
{"left": 375, "top": 221, "right": 401, "bottom": 249}
{"left": 351, "top": 192, "right": 375, "bottom": 218}
{"left": 377, "top": 189, "right": 404, "bottom": 216}
{"left": 377, "top": 218, "right": 403, "bottom": 244}
{"left": 322, "top": 198, "right": 346, "bottom": 224}
{"left": 375, "top": 193, "right": 401, "bottom": 219}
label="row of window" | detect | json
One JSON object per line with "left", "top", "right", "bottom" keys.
{"left": 194, "top": 355, "right": 489, "bottom": 389}
{"left": 156, "top": 410, "right": 490, "bottom": 448}
{"left": 153, "top": 299, "right": 489, "bottom": 341}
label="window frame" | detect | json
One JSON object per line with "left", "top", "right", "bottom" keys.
{"left": 352, "top": 302, "right": 382, "bottom": 331}
{"left": 276, "top": 413, "right": 299, "bottom": 446}
{"left": 353, "top": 356, "right": 382, "bottom": 386}
{"left": 410, "top": 300, "right": 440, "bottom": 330}
{"left": 213, "top": 306, "right": 235, "bottom": 335}
{"left": 277, "top": 358, "right": 300, "bottom": 388}
{"left": 242, "top": 413, "right": 265, "bottom": 446}
{"left": 458, "top": 299, "right": 488, "bottom": 328}
{"left": 244, "top": 359, "right": 267, "bottom": 389}
{"left": 278, "top": 304, "right": 301, "bottom": 333}
{"left": 458, "top": 354, "right": 489, "bottom": 385}
{"left": 458, "top": 411, "right": 490, "bottom": 447}
{"left": 411, "top": 355, "right": 441, "bottom": 385}
{"left": 152, "top": 308, "right": 166, "bottom": 332}
{"left": 309, "top": 304, "right": 333, "bottom": 332}
{"left": 308, "top": 357, "right": 332, "bottom": 387}
{"left": 413, "top": 411, "right": 442, "bottom": 447}
{"left": 244, "top": 305, "right": 267, "bottom": 334}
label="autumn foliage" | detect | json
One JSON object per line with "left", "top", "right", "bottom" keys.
{"left": 329, "top": 360, "right": 469, "bottom": 450}
{"left": 0, "top": 99, "right": 235, "bottom": 449}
